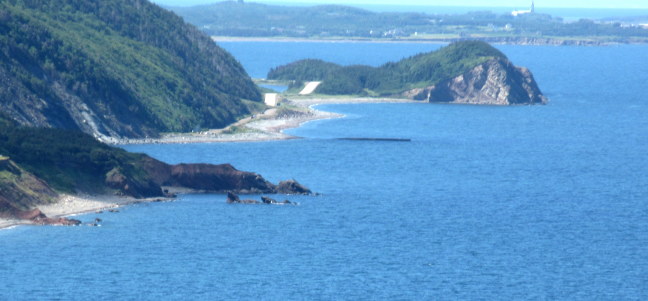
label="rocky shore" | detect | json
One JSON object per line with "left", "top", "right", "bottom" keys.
{"left": 0, "top": 179, "right": 312, "bottom": 230}
{"left": 0, "top": 194, "right": 165, "bottom": 229}
{"left": 0, "top": 155, "right": 313, "bottom": 230}
{"left": 0, "top": 97, "right": 408, "bottom": 230}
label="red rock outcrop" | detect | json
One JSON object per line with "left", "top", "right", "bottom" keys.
{"left": 140, "top": 156, "right": 311, "bottom": 195}
{"left": 105, "top": 167, "right": 164, "bottom": 198}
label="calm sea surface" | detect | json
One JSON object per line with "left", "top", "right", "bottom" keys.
{"left": 1, "top": 42, "right": 648, "bottom": 300}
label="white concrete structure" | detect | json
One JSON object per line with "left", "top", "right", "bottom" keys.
{"left": 264, "top": 93, "right": 282, "bottom": 106}
{"left": 299, "top": 81, "right": 322, "bottom": 95}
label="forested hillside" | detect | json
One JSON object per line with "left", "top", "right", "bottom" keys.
{"left": 268, "top": 41, "right": 507, "bottom": 95}
{"left": 0, "top": 0, "right": 262, "bottom": 139}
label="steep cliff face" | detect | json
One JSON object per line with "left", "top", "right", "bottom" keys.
{"left": 403, "top": 58, "right": 547, "bottom": 105}
{"left": 0, "top": 0, "right": 262, "bottom": 140}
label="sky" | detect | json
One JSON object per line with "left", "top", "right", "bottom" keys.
{"left": 152, "top": 0, "right": 648, "bottom": 9}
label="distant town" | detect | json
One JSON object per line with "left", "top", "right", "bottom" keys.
{"left": 170, "top": 1, "right": 648, "bottom": 45}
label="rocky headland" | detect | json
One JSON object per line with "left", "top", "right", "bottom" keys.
{"left": 0, "top": 135, "right": 311, "bottom": 227}
{"left": 1, "top": 157, "right": 311, "bottom": 228}
{"left": 403, "top": 57, "right": 547, "bottom": 105}
{"left": 268, "top": 41, "right": 547, "bottom": 105}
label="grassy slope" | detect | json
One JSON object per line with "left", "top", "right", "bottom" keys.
{"left": 0, "top": 113, "right": 151, "bottom": 194}
{"left": 0, "top": 159, "right": 59, "bottom": 214}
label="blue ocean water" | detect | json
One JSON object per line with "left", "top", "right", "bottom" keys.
{"left": 2, "top": 42, "right": 648, "bottom": 299}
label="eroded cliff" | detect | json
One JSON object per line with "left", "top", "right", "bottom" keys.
{"left": 403, "top": 58, "right": 547, "bottom": 105}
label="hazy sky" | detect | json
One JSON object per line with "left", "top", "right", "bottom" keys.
{"left": 152, "top": 0, "right": 648, "bottom": 9}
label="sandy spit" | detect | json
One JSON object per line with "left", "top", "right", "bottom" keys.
{"left": 116, "top": 97, "right": 417, "bottom": 145}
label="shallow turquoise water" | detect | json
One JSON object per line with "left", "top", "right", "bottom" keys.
{"left": 1, "top": 43, "right": 648, "bottom": 299}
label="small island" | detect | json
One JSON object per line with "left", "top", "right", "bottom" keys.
{"left": 268, "top": 41, "right": 547, "bottom": 105}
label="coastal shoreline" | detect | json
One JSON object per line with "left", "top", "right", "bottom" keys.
{"left": 212, "top": 36, "right": 630, "bottom": 46}
{"left": 0, "top": 193, "right": 173, "bottom": 230}
{"left": 116, "top": 97, "right": 418, "bottom": 145}
{"left": 1, "top": 97, "right": 416, "bottom": 230}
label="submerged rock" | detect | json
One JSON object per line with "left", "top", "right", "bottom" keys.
{"left": 227, "top": 193, "right": 297, "bottom": 205}
{"left": 261, "top": 196, "right": 277, "bottom": 204}
{"left": 226, "top": 192, "right": 260, "bottom": 204}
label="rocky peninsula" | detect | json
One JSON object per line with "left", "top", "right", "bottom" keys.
{"left": 403, "top": 57, "right": 547, "bottom": 105}
{"left": 0, "top": 155, "right": 311, "bottom": 229}
{"left": 268, "top": 41, "right": 547, "bottom": 105}
{"left": 0, "top": 122, "right": 311, "bottom": 229}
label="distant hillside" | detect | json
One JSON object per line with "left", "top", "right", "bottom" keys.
{"left": 268, "top": 41, "right": 546, "bottom": 105}
{"left": 171, "top": 2, "right": 425, "bottom": 38}
{"left": 0, "top": 0, "right": 263, "bottom": 140}
{"left": 170, "top": 1, "right": 648, "bottom": 44}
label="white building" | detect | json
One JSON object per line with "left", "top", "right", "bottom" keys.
{"left": 512, "top": 1, "right": 535, "bottom": 16}
{"left": 264, "top": 93, "right": 282, "bottom": 107}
